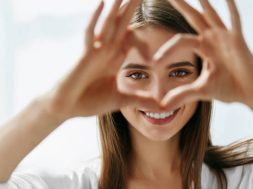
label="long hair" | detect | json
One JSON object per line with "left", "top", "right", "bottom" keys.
{"left": 98, "top": 1, "right": 253, "bottom": 188}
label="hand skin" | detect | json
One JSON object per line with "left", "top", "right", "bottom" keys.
{"left": 0, "top": 0, "right": 160, "bottom": 182}
{"left": 154, "top": 0, "right": 253, "bottom": 110}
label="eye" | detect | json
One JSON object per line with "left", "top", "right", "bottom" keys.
{"left": 169, "top": 70, "right": 193, "bottom": 78}
{"left": 126, "top": 72, "right": 148, "bottom": 80}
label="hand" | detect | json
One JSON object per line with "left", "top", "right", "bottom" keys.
{"left": 40, "top": 0, "right": 159, "bottom": 121}
{"left": 154, "top": 0, "right": 253, "bottom": 110}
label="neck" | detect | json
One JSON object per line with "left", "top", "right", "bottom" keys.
{"left": 127, "top": 128, "right": 181, "bottom": 180}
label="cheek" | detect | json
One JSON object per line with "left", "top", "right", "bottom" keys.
{"left": 120, "top": 107, "right": 139, "bottom": 125}
{"left": 181, "top": 101, "right": 198, "bottom": 125}
{"left": 120, "top": 107, "right": 147, "bottom": 136}
{"left": 120, "top": 102, "right": 199, "bottom": 142}
{"left": 117, "top": 72, "right": 151, "bottom": 94}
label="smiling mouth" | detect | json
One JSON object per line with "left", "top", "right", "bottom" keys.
{"left": 139, "top": 108, "right": 181, "bottom": 125}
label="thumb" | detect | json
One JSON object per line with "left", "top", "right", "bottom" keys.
{"left": 161, "top": 82, "right": 206, "bottom": 110}
{"left": 121, "top": 92, "right": 162, "bottom": 110}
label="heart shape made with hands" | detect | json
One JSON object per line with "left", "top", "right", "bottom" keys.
{"left": 116, "top": 33, "right": 203, "bottom": 111}
{"left": 84, "top": 0, "right": 250, "bottom": 113}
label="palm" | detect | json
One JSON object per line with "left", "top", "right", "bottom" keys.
{"left": 199, "top": 27, "right": 253, "bottom": 103}
{"left": 75, "top": 76, "right": 123, "bottom": 116}
{"left": 158, "top": 0, "right": 253, "bottom": 109}
{"left": 42, "top": 0, "right": 158, "bottom": 121}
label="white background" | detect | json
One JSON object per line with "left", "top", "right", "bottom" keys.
{"left": 0, "top": 0, "right": 253, "bottom": 171}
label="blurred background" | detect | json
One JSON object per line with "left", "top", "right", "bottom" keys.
{"left": 0, "top": 0, "right": 253, "bottom": 171}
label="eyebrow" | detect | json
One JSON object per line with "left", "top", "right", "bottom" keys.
{"left": 123, "top": 61, "right": 196, "bottom": 70}
{"left": 167, "top": 61, "right": 196, "bottom": 69}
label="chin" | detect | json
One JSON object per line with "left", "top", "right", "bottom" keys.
{"left": 140, "top": 122, "right": 183, "bottom": 142}
{"left": 144, "top": 132, "right": 179, "bottom": 142}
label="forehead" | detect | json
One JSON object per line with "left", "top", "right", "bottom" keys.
{"left": 134, "top": 26, "right": 176, "bottom": 53}
{"left": 125, "top": 26, "right": 195, "bottom": 65}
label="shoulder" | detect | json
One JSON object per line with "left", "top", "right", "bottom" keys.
{"left": 223, "top": 163, "right": 253, "bottom": 188}
{"left": 0, "top": 157, "right": 101, "bottom": 189}
{"left": 202, "top": 163, "right": 253, "bottom": 189}
{"left": 73, "top": 156, "right": 101, "bottom": 187}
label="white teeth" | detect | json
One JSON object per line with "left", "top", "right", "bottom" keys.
{"left": 144, "top": 111, "right": 175, "bottom": 119}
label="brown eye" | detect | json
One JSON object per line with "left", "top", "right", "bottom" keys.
{"left": 127, "top": 72, "right": 148, "bottom": 80}
{"left": 169, "top": 70, "right": 192, "bottom": 78}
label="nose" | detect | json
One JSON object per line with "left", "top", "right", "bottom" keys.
{"left": 151, "top": 78, "right": 169, "bottom": 102}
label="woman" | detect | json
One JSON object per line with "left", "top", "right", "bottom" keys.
{"left": 1, "top": 0, "right": 253, "bottom": 189}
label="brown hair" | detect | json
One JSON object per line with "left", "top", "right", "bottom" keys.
{"left": 98, "top": 0, "right": 253, "bottom": 189}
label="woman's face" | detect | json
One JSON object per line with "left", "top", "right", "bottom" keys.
{"left": 119, "top": 26, "right": 198, "bottom": 141}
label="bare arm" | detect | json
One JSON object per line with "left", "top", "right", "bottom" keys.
{"left": 0, "top": 99, "right": 62, "bottom": 182}
{"left": 0, "top": 0, "right": 154, "bottom": 183}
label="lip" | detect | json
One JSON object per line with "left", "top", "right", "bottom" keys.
{"left": 139, "top": 108, "right": 181, "bottom": 125}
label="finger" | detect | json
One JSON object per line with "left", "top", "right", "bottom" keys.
{"left": 85, "top": 1, "right": 104, "bottom": 49}
{"left": 118, "top": 1, "right": 129, "bottom": 15}
{"left": 99, "top": 0, "right": 123, "bottom": 43}
{"left": 160, "top": 82, "right": 207, "bottom": 110}
{"left": 199, "top": 0, "right": 226, "bottom": 28}
{"left": 59, "top": 48, "right": 124, "bottom": 102}
{"left": 107, "top": 49, "right": 127, "bottom": 76}
{"left": 125, "top": 31, "right": 151, "bottom": 61}
{"left": 226, "top": 0, "right": 242, "bottom": 32}
{"left": 115, "top": 0, "right": 142, "bottom": 42}
{"left": 153, "top": 34, "right": 200, "bottom": 64}
{"left": 169, "top": 0, "right": 209, "bottom": 33}
{"left": 122, "top": 93, "right": 162, "bottom": 110}
{"left": 117, "top": 75, "right": 162, "bottom": 104}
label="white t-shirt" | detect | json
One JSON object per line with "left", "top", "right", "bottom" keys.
{"left": 1, "top": 158, "right": 253, "bottom": 189}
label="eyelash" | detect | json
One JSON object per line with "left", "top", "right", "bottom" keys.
{"left": 169, "top": 70, "right": 193, "bottom": 78}
{"left": 126, "top": 72, "right": 149, "bottom": 80}
{"left": 126, "top": 70, "right": 193, "bottom": 80}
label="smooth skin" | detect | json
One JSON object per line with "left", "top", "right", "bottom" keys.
{"left": 0, "top": 0, "right": 159, "bottom": 182}
{"left": 120, "top": 26, "right": 198, "bottom": 189}
{"left": 154, "top": 0, "right": 253, "bottom": 110}
{"left": 0, "top": 0, "right": 253, "bottom": 188}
